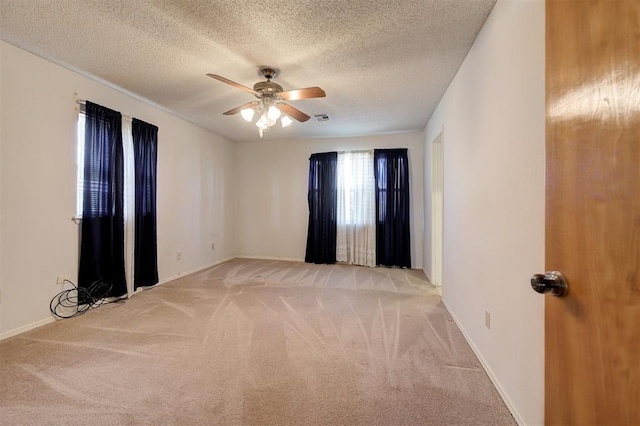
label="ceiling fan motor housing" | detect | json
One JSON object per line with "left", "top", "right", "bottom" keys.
{"left": 253, "top": 81, "right": 283, "bottom": 98}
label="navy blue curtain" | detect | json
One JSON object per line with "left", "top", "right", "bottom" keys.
{"left": 374, "top": 149, "right": 411, "bottom": 268}
{"left": 78, "top": 101, "right": 127, "bottom": 297}
{"left": 132, "top": 119, "right": 159, "bottom": 289}
{"left": 305, "top": 152, "right": 338, "bottom": 264}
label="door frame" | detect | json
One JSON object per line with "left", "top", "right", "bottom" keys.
{"left": 431, "top": 131, "right": 444, "bottom": 288}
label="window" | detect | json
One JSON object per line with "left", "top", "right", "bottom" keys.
{"left": 337, "top": 151, "right": 375, "bottom": 226}
{"left": 336, "top": 151, "right": 376, "bottom": 266}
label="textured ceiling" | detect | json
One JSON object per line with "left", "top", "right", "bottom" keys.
{"left": 0, "top": 0, "right": 496, "bottom": 142}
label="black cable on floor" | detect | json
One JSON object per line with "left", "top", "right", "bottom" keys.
{"left": 49, "top": 279, "right": 123, "bottom": 319}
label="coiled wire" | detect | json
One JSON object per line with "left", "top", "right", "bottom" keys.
{"left": 50, "top": 280, "right": 121, "bottom": 319}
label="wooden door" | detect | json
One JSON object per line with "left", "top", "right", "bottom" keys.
{"left": 545, "top": 0, "right": 640, "bottom": 424}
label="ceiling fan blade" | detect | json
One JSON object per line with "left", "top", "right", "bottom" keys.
{"left": 223, "top": 101, "right": 259, "bottom": 115}
{"left": 207, "top": 74, "right": 256, "bottom": 95}
{"left": 278, "top": 103, "right": 311, "bottom": 122}
{"left": 279, "top": 87, "right": 326, "bottom": 101}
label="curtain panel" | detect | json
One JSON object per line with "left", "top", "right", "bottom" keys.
{"left": 336, "top": 151, "right": 376, "bottom": 267}
{"left": 374, "top": 149, "right": 411, "bottom": 268}
{"left": 78, "top": 101, "right": 127, "bottom": 297}
{"left": 305, "top": 152, "right": 338, "bottom": 264}
{"left": 132, "top": 119, "right": 159, "bottom": 288}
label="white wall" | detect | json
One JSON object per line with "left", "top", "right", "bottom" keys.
{"left": 0, "top": 41, "right": 236, "bottom": 337}
{"left": 235, "top": 133, "right": 424, "bottom": 268}
{"left": 423, "top": 0, "right": 545, "bottom": 424}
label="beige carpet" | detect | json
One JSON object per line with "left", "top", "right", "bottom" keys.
{"left": 0, "top": 258, "right": 515, "bottom": 425}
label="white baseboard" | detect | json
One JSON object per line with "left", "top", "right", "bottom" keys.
{"left": 236, "top": 256, "right": 432, "bottom": 273}
{"left": 158, "top": 256, "right": 235, "bottom": 285}
{"left": 441, "top": 299, "right": 525, "bottom": 426}
{"left": 0, "top": 317, "right": 56, "bottom": 342}
{"left": 236, "top": 255, "right": 305, "bottom": 263}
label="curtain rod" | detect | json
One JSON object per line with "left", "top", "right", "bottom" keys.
{"left": 335, "top": 149, "right": 374, "bottom": 154}
{"left": 75, "top": 99, "right": 150, "bottom": 124}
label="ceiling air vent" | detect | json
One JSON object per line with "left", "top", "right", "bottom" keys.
{"left": 314, "top": 114, "right": 331, "bottom": 122}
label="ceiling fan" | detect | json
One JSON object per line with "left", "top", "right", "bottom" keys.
{"left": 207, "top": 68, "right": 326, "bottom": 137}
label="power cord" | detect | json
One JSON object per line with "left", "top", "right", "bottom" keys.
{"left": 50, "top": 279, "right": 123, "bottom": 319}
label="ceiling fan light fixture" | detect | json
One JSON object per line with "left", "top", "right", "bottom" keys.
{"left": 281, "top": 115, "right": 293, "bottom": 128}
{"left": 267, "top": 105, "right": 281, "bottom": 120}
{"left": 256, "top": 117, "right": 267, "bottom": 139}
{"left": 240, "top": 108, "right": 255, "bottom": 122}
{"left": 258, "top": 111, "right": 276, "bottom": 127}
{"left": 256, "top": 117, "right": 268, "bottom": 130}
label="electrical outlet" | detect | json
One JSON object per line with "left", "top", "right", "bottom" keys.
{"left": 56, "top": 275, "right": 69, "bottom": 285}
{"left": 176, "top": 250, "right": 182, "bottom": 260}
{"left": 211, "top": 242, "right": 215, "bottom": 251}
{"left": 485, "top": 311, "right": 491, "bottom": 330}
